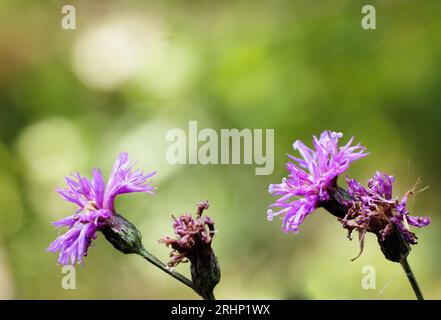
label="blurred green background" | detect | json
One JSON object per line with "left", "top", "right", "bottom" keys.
{"left": 0, "top": 0, "right": 440, "bottom": 299}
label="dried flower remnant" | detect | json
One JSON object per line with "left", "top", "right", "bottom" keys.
{"left": 48, "top": 152, "right": 156, "bottom": 265}
{"left": 268, "top": 130, "right": 368, "bottom": 233}
{"left": 342, "top": 172, "right": 430, "bottom": 261}
{"left": 160, "top": 201, "right": 220, "bottom": 300}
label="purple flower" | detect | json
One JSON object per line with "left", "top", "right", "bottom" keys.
{"left": 342, "top": 171, "right": 430, "bottom": 259}
{"left": 48, "top": 152, "right": 156, "bottom": 265}
{"left": 268, "top": 130, "right": 368, "bottom": 233}
{"left": 159, "top": 201, "right": 216, "bottom": 267}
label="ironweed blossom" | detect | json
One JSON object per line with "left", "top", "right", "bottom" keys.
{"left": 48, "top": 152, "right": 156, "bottom": 265}
{"left": 342, "top": 172, "right": 430, "bottom": 260}
{"left": 268, "top": 130, "right": 430, "bottom": 299}
{"left": 268, "top": 130, "right": 367, "bottom": 233}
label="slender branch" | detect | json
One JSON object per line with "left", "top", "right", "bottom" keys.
{"left": 400, "top": 257, "right": 424, "bottom": 300}
{"left": 137, "top": 246, "right": 197, "bottom": 293}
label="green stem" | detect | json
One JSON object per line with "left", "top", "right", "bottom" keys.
{"left": 400, "top": 257, "right": 424, "bottom": 300}
{"left": 203, "top": 291, "right": 216, "bottom": 300}
{"left": 137, "top": 246, "right": 197, "bottom": 293}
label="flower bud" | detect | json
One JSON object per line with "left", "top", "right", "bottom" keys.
{"left": 102, "top": 213, "right": 143, "bottom": 254}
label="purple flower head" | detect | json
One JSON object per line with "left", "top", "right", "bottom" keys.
{"left": 159, "top": 201, "right": 216, "bottom": 267}
{"left": 48, "top": 152, "right": 156, "bottom": 265}
{"left": 342, "top": 171, "right": 430, "bottom": 259}
{"left": 268, "top": 130, "right": 368, "bottom": 233}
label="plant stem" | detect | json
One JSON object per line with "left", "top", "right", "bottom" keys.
{"left": 137, "top": 246, "right": 197, "bottom": 293}
{"left": 202, "top": 291, "right": 216, "bottom": 300}
{"left": 208, "top": 292, "right": 216, "bottom": 300}
{"left": 400, "top": 257, "right": 424, "bottom": 300}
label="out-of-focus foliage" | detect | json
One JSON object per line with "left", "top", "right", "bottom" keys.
{"left": 0, "top": 0, "right": 440, "bottom": 299}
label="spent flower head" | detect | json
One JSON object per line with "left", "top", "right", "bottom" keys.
{"left": 342, "top": 172, "right": 430, "bottom": 260}
{"left": 48, "top": 152, "right": 156, "bottom": 265}
{"left": 160, "top": 201, "right": 215, "bottom": 267}
{"left": 160, "top": 201, "right": 220, "bottom": 299}
{"left": 268, "top": 130, "right": 368, "bottom": 233}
